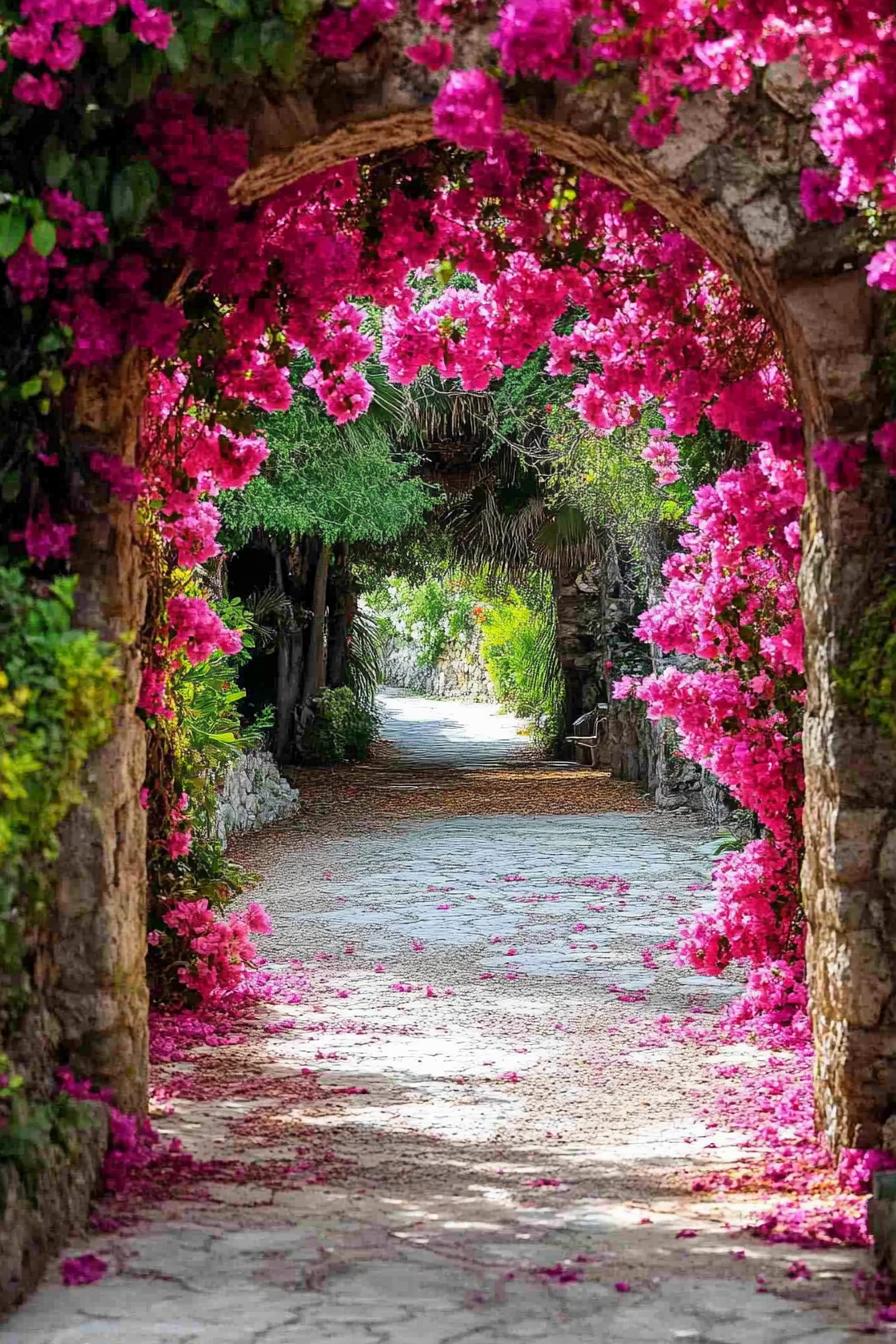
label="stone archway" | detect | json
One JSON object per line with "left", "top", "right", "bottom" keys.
{"left": 68, "top": 11, "right": 894, "bottom": 1154}
{"left": 221, "top": 24, "right": 893, "bottom": 1152}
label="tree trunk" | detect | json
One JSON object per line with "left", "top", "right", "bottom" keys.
{"left": 272, "top": 544, "right": 304, "bottom": 765}
{"left": 50, "top": 353, "right": 150, "bottom": 1113}
{"left": 554, "top": 569, "right": 591, "bottom": 743}
{"left": 326, "top": 543, "right": 356, "bottom": 689}
{"left": 301, "top": 540, "right": 331, "bottom": 708}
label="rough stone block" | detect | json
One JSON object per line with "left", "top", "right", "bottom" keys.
{"left": 0, "top": 1101, "right": 107, "bottom": 1319}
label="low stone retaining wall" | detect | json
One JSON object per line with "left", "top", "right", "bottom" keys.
{"left": 0, "top": 1101, "right": 107, "bottom": 1319}
{"left": 381, "top": 636, "right": 494, "bottom": 702}
{"left": 214, "top": 749, "right": 299, "bottom": 843}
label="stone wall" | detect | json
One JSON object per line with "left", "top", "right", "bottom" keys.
{"left": 381, "top": 634, "right": 495, "bottom": 703}
{"left": 0, "top": 1102, "right": 107, "bottom": 1320}
{"left": 214, "top": 749, "right": 300, "bottom": 843}
{"left": 564, "top": 547, "right": 740, "bottom": 829}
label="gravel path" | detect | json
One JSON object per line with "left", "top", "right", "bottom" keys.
{"left": 10, "top": 694, "right": 868, "bottom": 1342}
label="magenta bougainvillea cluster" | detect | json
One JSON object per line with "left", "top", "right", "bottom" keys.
{"left": 3, "top": 0, "right": 896, "bottom": 1137}
{"left": 617, "top": 437, "right": 807, "bottom": 1027}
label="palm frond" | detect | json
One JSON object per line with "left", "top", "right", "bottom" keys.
{"left": 242, "top": 585, "right": 297, "bottom": 647}
{"left": 345, "top": 606, "right": 386, "bottom": 709}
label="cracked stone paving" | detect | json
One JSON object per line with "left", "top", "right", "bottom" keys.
{"left": 8, "top": 691, "right": 871, "bottom": 1343}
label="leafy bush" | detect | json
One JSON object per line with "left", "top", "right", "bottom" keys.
{"left": 0, "top": 564, "right": 119, "bottom": 1176}
{"left": 146, "top": 587, "right": 274, "bottom": 1001}
{"left": 170, "top": 592, "right": 272, "bottom": 840}
{"left": 303, "top": 686, "right": 381, "bottom": 764}
{"left": 480, "top": 587, "right": 563, "bottom": 748}
{"left": 0, "top": 564, "right": 119, "bottom": 980}
{"left": 368, "top": 575, "right": 476, "bottom": 667}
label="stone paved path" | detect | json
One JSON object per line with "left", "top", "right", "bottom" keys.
{"left": 375, "top": 686, "right": 533, "bottom": 769}
{"left": 9, "top": 695, "right": 868, "bottom": 1341}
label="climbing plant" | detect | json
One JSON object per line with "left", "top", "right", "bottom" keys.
{"left": 0, "top": 563, "right": 119, "bottom": 984}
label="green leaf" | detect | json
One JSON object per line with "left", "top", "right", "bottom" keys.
{"left": 259, "top": 16, "right": 297, "bottom": 77}
{"left": 101, "top": 22, "right": 132, "bottom": 67}
{"left": 279, "top": 0, "right": 313, "bottom": 21}
{"left": 213, "top": 0, "right": 250, "bottom": 18}
{"left": 1, "top": 469, "right": 21, "bottom": 503}
{"left": 109, "top": 175, "right": 134, "bottom": 227}
{"left": 0, "top": 209, "right": 27, "bottom": 261}
{"left": 230, "top": 22, "right": 261, "bottom": 73}
{"left": 37, "top": 328, "right": 68, "bottom": 355}
{"left": 183, "top": 5, "right": 219, "bottom": 44}
{"left": 30, "top": 220, "right": 57, "bottom": 256}
{"left": 65, "top": 157, "right": 108, "bottom": 212}
{"left": 125, "top": 48, "right": 163, "bottom": 105}
{"left": 110, "top": 161, "right": 159, "bottom": 230}
{"left": 42, "top": 140, "right": 74, "bottom": 189}
{"left": 19, "top": 377, "right": 43, "bottom": 400}
{"left": 165, "top": 31, "right": 189, "bottom": 72}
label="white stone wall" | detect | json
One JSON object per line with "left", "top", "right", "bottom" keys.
{"left": 381, "top": 634, "right": 495, "bottom": 702}
{"left": 214, "top": 748, "right": 299, "bottom": 843}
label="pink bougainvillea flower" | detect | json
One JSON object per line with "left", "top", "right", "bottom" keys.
{"left": 813, "top": 438, "right": 866, "bottom": 492}
{"left": 245, "top": 902, "right": 273, "bottom": 936}
{"left": 11, "top": 506, "right": 76, "bottom": 566}
{"left": 799, "top": 169, "right": 845, "bottom": 223}
{"left": 867, "top": 240, "right": 896, "bottom": 291}
{"left": 873, "top": 421, "right": 896, "bottom": 477}
{"left": 433, "top": 70, "right": 503, "bottom": 151}
{"left": 13, "top": 71, "right": 63, "bottom": 108}
{"left": 167, "top": 595, "right": 242, "bottom": 664}
{"left": 405, "top": 36, "right": 453, "bottom": 70}
{"left": 129, "top": 0, "right": 174, "bottom": 48}
{"left": 89, "top": 450, "right": 146, "bottom": 502}
{"left": 61, "top": 1254, "right": 108, "bottom": 1286}
{"left": 314, "top": 0, "right": 397, "bottom": 60}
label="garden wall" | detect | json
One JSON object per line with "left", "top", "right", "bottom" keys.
{"left": 214, "top": 749, "right": 300, "bottom": 842}
{"left": 564, "top": 553, "right": 739, "bottom": 828}
{"left": 0, "top": 1103, "right": 107, "bottom": 1319}
{"left": 381, "top": 634, "right": 495, "bottom": 703}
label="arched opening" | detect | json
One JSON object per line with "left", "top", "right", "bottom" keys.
{"left": 52, "top": 93, "right": 886, "bottom": 1153}
{"left": 4, "top": 9, "right": 895, "bottom": 1318}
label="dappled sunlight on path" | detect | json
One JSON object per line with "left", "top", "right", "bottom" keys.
{"left": 12, "top": 695, "right": 868, "bottom": 1342}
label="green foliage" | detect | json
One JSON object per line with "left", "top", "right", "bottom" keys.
{"left": 220, "top": 366, "right": 435, "bottom": 549}
{"left": 368, "top": 575, "right": 476, "bottom": 667}
{"left": 837, "top": 582, "right": 896, "bottom": 738}
{"left": 0, "top": 563, "right": 119, "bottom": 981}
{"left": 145, "top": 583, "right": 272, "bottom": 968}
{"left": 344, "top": 605, "right": 385, "bottom": 710}
{"left": 167, "top": 590, "right": 271, "bottom": 883}
{"left": 0, "top": 1057, "right": 92, "bottom": 1197}
{"left": 479, "top": 583, "right": 563, "bottom": 748}
{"left": 303, "top": 685, "right": 380, "bottom": 765}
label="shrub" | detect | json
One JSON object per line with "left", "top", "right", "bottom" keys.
{"left": 368, "top": 576, "right": 475, "bottom": 667}
{"left": 0, "top": 564, "right": 119, "bottom": 981}
{"left": 479, "top": 589, "right": 563, "bottom": 746}
{"left": 303, "top": 686, "right": 381, "bottom": 764}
